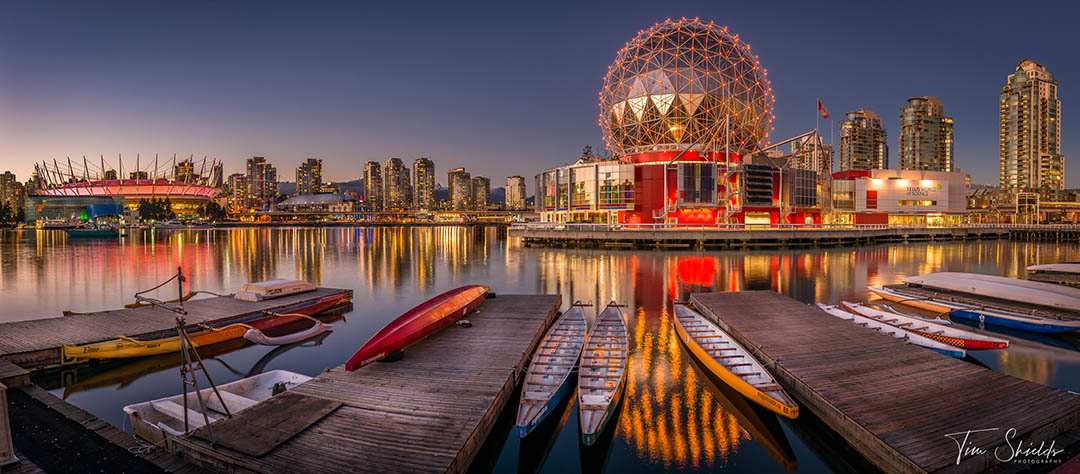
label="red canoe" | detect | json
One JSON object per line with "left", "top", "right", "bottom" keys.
{"left": 345, "top": 285, "right": 490, "bottom": 371}
{"left": 249, "top": 292, "right": 348, "bottom": 333}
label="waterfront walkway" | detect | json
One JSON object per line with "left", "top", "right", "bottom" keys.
{"left": 690, "top": 291, "right": 1080, "bottom": 474}
{"left": 173, "top": 294, "right": 561, "bottom": 474}
{"left": 0, "top": 288, "right": 352, "bottom": 369}
{"left": 511, "top": 223, "right": 1080, "bottom": 248}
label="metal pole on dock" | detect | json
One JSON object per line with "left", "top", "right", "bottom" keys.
{"left": 170, "top": 267, "right": 231, "bottom": 445}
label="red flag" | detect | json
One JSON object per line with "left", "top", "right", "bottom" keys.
{"left": 817, "top": 100, "right": 829, "bottom": 120}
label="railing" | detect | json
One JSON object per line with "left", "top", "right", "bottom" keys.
{"left": 510, "top": 222, "right": 1080, "bottom": 232}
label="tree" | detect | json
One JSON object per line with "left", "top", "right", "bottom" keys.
{"left": 0, "top": 203, "right": 12, "bottom": 225}
{"left": 137, "top": 198, "right": 176, "bottom": 221}
{"left": 200, "top": 201, "right": 227, "bottom": 222}
{"left": 582, "top": 145, "right": 594, "bottom": 158}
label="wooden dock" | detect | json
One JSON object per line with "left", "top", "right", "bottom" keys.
{"left": 690, "top": 291, "right": 1080, "bottom": 474}
{"left": 7, "top": 383, "right": 209, "bottom": 473}
{"left": 0, "top": 288, "right": 352, "bottom": 369}
{"left": 173, "top": 293, "right": 561, "bottom": 474}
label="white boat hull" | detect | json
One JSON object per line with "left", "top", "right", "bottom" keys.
{"left": 903, "top": 272, "right": 1080, "bottom": 311}
{"left": 122, "top": 370, "right": 310, "bottom": 449}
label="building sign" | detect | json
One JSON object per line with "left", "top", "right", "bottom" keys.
{"left": 856, "top": 179, "right": 950, "bottom": 213}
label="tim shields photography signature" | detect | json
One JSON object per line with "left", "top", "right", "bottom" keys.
{"left": 945, "top": 428, "right": 1066, "bottom": 465}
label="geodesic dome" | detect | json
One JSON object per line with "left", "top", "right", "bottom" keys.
{"left": 599, "top": 18, "right": 774, "bottom": 156}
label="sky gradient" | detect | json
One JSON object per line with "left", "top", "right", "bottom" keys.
{"left": 0, "top": 1, "right": 1075, "bottom": 188}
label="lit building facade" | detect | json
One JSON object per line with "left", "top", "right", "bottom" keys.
{"left": 363, "top": 161, "right": 382, "bottom": 211}
{"left": 246, "top": 156, "right": 278, "bottom": 210}
{"left": 174, "top": 159, "right": 197, "bottom": 183}
{"left": 448, "top": 167, "right": 471, "bottom": 210}
{"left": 839, "top": 110, "right": 888, "bottom": 170}
{"left": 789, "top": 135, "right": 832, "bottom": 177}
{"left": 831, "top": 169, "right": 968, "bottom": 226}
{"left": 412, "top": 157, "right": 435, "bottom": 210}
{"left": 536, "top": 19, "right": 825, "bottom": 226}
{"left": 506, "top": 176, "right": 527, "bottom": 210}
{"left": 296, "top": 158, "right": 323, "bottom": 196}
{"left": 382, "top": 157, "right": 411, "bottom": 210}
{"left": 31, "top": 157, "right": 222, "bottom": 216}
{"left": 470, "top": 176, "right": 490, "bottom": 210}
{"left": 226, "top": 173, "right": 248, "bottom": 212}
{"left": 1, "top": 171, "right": 25, "bottom": 212}
{"left": 1000, "top": 59, "right": 1063, "bottom": 192}
{"left": 898, "top": 97, "right": 954, "bottom": 172}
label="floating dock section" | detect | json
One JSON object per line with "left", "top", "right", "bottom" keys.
{"left": 0, "top": 288, "right": 352, "bottom": 370}
{"left": 173, "top": 294, "right": 561, "bottom": 474}
{"left": 690, "top": 291, "right": 1080, "bottom": 474}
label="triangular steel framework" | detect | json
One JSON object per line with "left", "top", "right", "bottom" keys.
{"left": 599, "top": 18, "right": 774, "bottom": 157}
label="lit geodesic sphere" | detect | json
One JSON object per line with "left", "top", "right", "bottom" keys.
{"left": 599, "top": 18, "right": 774, "bottom": 156}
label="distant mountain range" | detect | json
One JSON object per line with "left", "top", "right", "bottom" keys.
{"left": 279, "top": 180, "right": 509, "bottom": 204}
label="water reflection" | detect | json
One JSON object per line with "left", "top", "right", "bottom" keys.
{"left": 5, "top": 228, "right": 1080, "bottom": 472}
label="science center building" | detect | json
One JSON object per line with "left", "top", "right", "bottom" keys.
{"left": 535, "top": 18, "right": 966, "bottom": 227}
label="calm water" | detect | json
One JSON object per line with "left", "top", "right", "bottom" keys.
{"left": 3, "top": 227, "right": 1080, "bottom": 473}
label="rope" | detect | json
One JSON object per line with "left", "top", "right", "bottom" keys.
{"left": 124, "top": 414, "right": 170, "bottom": 455}
{"left": 264, "top": 311, "right": 321, "bottom": 324}
{"left": 134, "top": 271, "right": 182, "bottom": 299}
{"left": 125, "top": 290, "right": 230, "bottom": 308}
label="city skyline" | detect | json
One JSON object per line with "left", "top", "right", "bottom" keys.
{"left": 0, "top": 1, "right": 1075, "bottom": 188}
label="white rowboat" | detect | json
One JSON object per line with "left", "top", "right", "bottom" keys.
{"left": 816, "top": 303, "right": 966, "bottom": 358}
{"left": 1028, "top": 263, "right": 1080, "bottom": 274}
{"left": 578, "top": 302, "right": 628, "bottom": 446}
{"left": 122, "top": 370, "right": 310, "bottom": 449}
{"left": 516, "top": 302, "right": 587, "bottom": 438}
{"left": 841, "top": 301, "right": 1009, "bottom": 350}
{"left": 903, "top": 272, "right": 1080, "bottom": 312}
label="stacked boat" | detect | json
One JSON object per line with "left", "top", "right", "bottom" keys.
{"left": 63, "top": 283, "right": 347, "bottom": 360}
{"left": 815, "top": 303, "right": 967, "bottom": 358}
{"left": 869, "top": 272, "right": 1080, "bottom": 334}
{"left": 817, "top": 299, "right": 1010, "bottom": 358}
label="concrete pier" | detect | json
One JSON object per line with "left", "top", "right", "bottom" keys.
{"left": 511, "top": 224, "right": 1016, "bottom": 249}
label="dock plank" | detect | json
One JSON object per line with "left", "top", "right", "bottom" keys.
{"left": 173, "top": 294, "right": 561, "bottom": 474}
{"left": 690, "top": 291, "right": 1080, "bottom": 474}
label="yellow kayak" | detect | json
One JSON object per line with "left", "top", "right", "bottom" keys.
{"left": 868, "top": 286, "right": 952, "bottom": 314}
{"left": 63, "top": 323, "right": 251, "bottom": 360}
{"left": 672, "top": 302, "right": 798, "bottom": 419}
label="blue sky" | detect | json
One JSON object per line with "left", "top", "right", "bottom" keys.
{"left": 0, "top": 0, "right": 1075, "bottom": 188}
